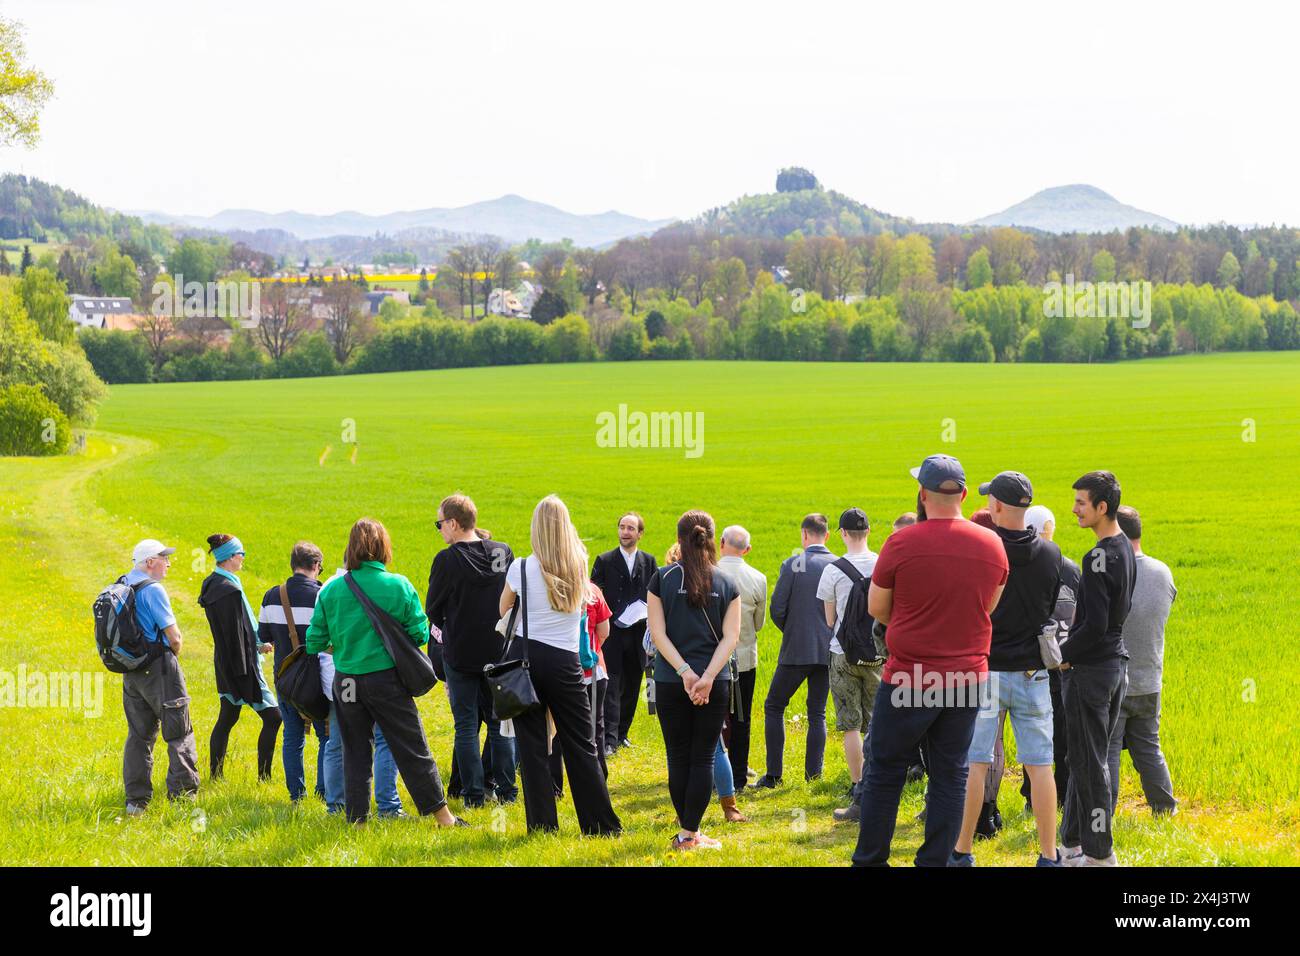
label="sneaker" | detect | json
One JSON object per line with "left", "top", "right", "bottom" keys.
{"left": 832, "top": 802, "right": 860, "bottom": 824}
{"left": 377, "top": 808, "right": 409, "bottom": 820}
{"left": 949, "top": 851, "right": 975, "bottom": 867}
{"left": 672, "top": 833, "right": 699, "bottom": 851}
{"left": 695, "top": 832, "right": 722, "bottom": 849}
{"left": 1082, "top": 852, "right": 1119, "bottom": 867}
{"left": 1036, "top": 850, "right": 1064, "bottom": 867}
{"left": 1060, "top": 845, "right": 1085, "bottom": 867}
{"left": 746, "top": 767, "right": 758, "bottom": 780}
{"left": 124, "top": 802, "right": 148, "bottom": 817}
{"left": 603, "top": 745, "right": 617, "bottom": 759}
{"left": 751, "top": 774, "right": 782, "bottom": 790}
{"left": 974, "top": 802, "right": 1002, "bottom": 840}
{"left": 619, "top": 738, "right": 634, "bottom": 749}
{"left": 451, "top": 816, "right": 471, "bottom": 828}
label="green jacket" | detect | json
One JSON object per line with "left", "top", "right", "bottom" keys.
{"left": 305, "top": 561, "right": 430, "bottom": 675}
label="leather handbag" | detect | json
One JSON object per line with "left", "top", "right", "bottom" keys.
{"left": 483, "top": 557, "right": 541, "bottom": 720}
{"left": 344, "top": 572, "right": 438, "bottom": 698}
{"left": 273, "top": 582, "right": 330, "bottom": 721}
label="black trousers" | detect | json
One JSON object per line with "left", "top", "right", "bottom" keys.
{"left": 1022, "top": 668, "right": 1069, "bottom": 807}
{"left": 515, "top": 641, "right": 621, "bottom": 835}
{"left": 657, "top": 679, "right": 729, "bottom": 832}
{"left": 763, "top": 662, "right": 829, "bottom": 780}
{"left": 209, "top": 697, "right": 282, "bottom": 780}
{"left": 550, "top": 678, "right": 609, "bottom": 791}
{"left": 602, "top": 622, "right": 647, "bottom": 747}
{"left": 333, "top": 668, "right": 448, "bottom": 823}
{"left": 1060, "top": 659, "right": 1127, "bottom": 858}
{"left": 724, "top": 667, "right": 757, "bottom": 789}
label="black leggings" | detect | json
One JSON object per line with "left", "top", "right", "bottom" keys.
{"left": 209, "top": 698, "right": 282, "bottom": 780}
{"left": 656, "top": 679, "right": 729, "bottom": 833}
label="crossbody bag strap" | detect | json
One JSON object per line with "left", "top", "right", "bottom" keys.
{"left": 499, "top": 557, "right": 530, "bottom": 664}
{"left": 279, "top": 582, "right": 300, "bottom": 652}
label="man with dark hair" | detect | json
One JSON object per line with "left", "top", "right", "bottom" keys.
{"left": 260, "top": 540, "right": 330, "bottom": 803}
{"left": 1059, "top": 471, "right": 1135, "bottom": 866}
{"left": 952, "top": 473, "right": 1064, "bottom": 866}
{"left": 591, "top": 512, "right": 657, "bottom": 754}
{"left": 851, "top": 456, "right": 1007, "bottom": 867}
{"left": 426, "top": 494, "right": 517, "bottom": 808}
{"left": 1108, "top": 505, "right": 1177, "bottom": 816}
{"left": 754, "top": 513, "right": 835, "bottom": 788}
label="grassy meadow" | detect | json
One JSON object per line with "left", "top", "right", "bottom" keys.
{"left": 1, "top": 353, "right": 1297, "bottom": 865}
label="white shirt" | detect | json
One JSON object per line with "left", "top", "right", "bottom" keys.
{"left": 816, "top": 549, "right": 878, "bottom": 656}
{"left": 505, "top": 556, "right": 582, "bottom": 653}
{"left": 621, "top": 547, "right": 637, "bottom": 576}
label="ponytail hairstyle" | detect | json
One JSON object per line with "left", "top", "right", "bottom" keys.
{"left": 207, "top": 533, "right": 234, "bottom": 553}
{"left": 676, "top": 510, "right": 717, "bottom": 609}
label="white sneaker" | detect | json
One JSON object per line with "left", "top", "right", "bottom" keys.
{"left": 1060, "top": 846, "right": 1085, "bottom": 867}
{"left": 125, "top": 802, "right": 148, "bottom": 817}
{"left": 1082, "top": 852, "right": 1119, "bottom": 867}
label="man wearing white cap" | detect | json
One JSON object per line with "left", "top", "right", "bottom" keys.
{"left": 121, "top": 539, "right": 200, "bottom": 814}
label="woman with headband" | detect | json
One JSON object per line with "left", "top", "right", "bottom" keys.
{"left": 199, "top": 533, "right": 282, "bottom": 781}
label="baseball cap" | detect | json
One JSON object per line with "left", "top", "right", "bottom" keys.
{"left": 132, "top": 538, "right": 176, "bottom": 564}
{"left": 909, "top": 454, "right": 966, "bottom": 493}
{"left": 978, "top": 471, "right": 1034, "bottom": 507}
{"left": 1024, "top": 505, "right": 1055, "bottom": 534}
{"left": 838, "top": 508, "right": 870, "bottom": 531}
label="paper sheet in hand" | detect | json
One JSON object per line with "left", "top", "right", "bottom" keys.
{"left": 616, "top": 599, "right": 648, "bottom": 628}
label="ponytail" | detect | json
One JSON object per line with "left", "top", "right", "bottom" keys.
{"left": 676, "top": 510, "right": 717, "bottom": 608}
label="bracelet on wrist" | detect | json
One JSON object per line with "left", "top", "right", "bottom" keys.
{"left": 675, "top": 662, "right": 690, "bottom": 676}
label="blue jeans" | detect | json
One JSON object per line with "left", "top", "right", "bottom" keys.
{"left": 445, "top": 665, "right": 517, "bottom": 802}
{"left": 713, "top": 737, "right": 734, "bottom": 798}
{"left": 325, "top": 704, "right": 400, "bottom": 814}
{"left": 280, "top": 702, "right": 329, "bottom": 801}
{"left": 852, "top": 680, "right": 979, "bottom": 867}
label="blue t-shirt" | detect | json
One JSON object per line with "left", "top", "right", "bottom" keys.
{"left": 121, "top": 569, "right": 177, "bottom": 647}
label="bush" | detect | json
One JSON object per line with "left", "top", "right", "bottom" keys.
{"left": 158, "top": 349, "right": 229, "bottom": 382}
{"left": 647, "top": 335, "right": 692, "bottom": 360}
{"left": 273, "top": 333, "right": 340, "bottom": 378}
{"left": 0, "top": 330, "right": 107, "bottom": 425}
{"left": 947, "top": 324, "right": 995, "bottom": 362}
{"left": 469, "top": 317, "right": 545, "bottom": 366}
{"left": 606, "top": 320, "right": 648, "bottom": 361}
{"left": 353, "top": 319, "right": 473, "bottom": 373}
{"left": 529, "top": 290, "right": 568, "bottom": 326}
{"left": 0, "top": 383, "right": 70, "bottom": 456}
{"left": 78, "top": 328, "right": 151, "bottom": 383}
{"left": 543, "top": 314, "right": 596, "bottom": 363}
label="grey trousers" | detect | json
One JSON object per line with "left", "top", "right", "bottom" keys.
{"left": 122, "top": 650, "right": 200, "bottom": 804}
{"left": 1107, "top": 690, "right": 1176, "bottom": 814}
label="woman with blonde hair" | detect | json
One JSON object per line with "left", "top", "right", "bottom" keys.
{"left": 647, "top": 510, "right": 741, "bottom": 850}
{"left": 499, "top": 495, "right": 621, "bottom": 836}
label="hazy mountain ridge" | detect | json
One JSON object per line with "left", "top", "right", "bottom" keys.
{"left": 972, "top": 184, "right": 1179, "bottom": 233}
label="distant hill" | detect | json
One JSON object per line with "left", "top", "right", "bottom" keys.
{"left": 972, "top": 184, "right": 1178, "bottom": 233}
{"left": 692, "top": 186, "right": 933, "bottom": 239}
{"left": 132, "top": 194, "right": 672, "bottom": 248}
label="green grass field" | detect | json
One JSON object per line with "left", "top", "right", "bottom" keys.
{"left": 2, "top": 354, "right": 1298, "bottom": 865}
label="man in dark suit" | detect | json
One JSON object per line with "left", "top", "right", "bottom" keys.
{"left": 590, "top": 512, "right": 657, "bottom": 756}
{"left": 753, "top": 513, "right": 836, "bottom": 789}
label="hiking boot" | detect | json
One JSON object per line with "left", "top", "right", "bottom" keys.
{"left": 751, "top": 774, "right": 782, "bottom": 790}
{"left": 720, "top": 796, "right": 747, "bottom": 823}
{"left": 832, "top": 802, "right": 860, "bottom": 824}
{"left": 949, "top": 851, "right": 975, "bottom": 867}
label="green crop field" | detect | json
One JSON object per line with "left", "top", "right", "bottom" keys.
{"left": 2, "top": 353, "right": 1297, "bottom": 866}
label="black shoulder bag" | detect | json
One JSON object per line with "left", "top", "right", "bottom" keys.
{"left": 344, "top": 572, "right": 438, "bottom": 698}
{"left": 483, "top": 557, "right": 541, "bottom": 720}
{"left": 273, "top": 582, "right": 330, "bottom": 721}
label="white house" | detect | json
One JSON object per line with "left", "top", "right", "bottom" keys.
{"left": 69, "top": 295, "right": 137, "bottom": 329}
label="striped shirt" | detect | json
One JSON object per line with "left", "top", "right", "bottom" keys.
{"left": 258, "top": 573, "right": 335, "bottom": 700}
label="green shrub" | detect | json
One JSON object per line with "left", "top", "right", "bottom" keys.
{"left": 606, "top": 320, "right": 648, "bottom": 361}
{"left": 543, "top": 314, "right": 595, "bottom": 363}
{"left": 78, "top": 328, "right": 151, "bottom": 383}
{"left": 274, "top": 333, "right": 340, "bottom": 379}
{"left": 0, "top": 383, "right": 70, "bottom": 456}
{"left": 469, "top": 317, "right": 545, "bottom": 366}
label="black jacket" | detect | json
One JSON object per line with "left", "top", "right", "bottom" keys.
{"left": 257, "top": 573, "right": 323, "bottom": 673}
{"left": 1062, "top": 533, "right": 1134, "bottom": 665}
{"left": 425, "top": 538, "right": 514, "bottom": 672}
{"left": 591, "top": 547, "right": 657, "bottom": 629}
{"left": 198, "top": 572, "right": 267, "bottom": 705}
{"left": 988, "top": 527, "right": 1063, "bottom": 671}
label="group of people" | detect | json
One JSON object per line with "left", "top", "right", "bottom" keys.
{"left": 109, "top": 453, "right": 1177, "bottom": 864}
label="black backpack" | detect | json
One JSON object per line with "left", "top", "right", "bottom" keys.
{"left": 833, "top": 557, "right": 881, "bottom": 667}
{"left": 93, "top": 577, "right": 164, "bottom": 673}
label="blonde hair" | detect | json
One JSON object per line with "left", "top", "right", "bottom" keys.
{"left": 530, "top": 495, "right": 588, "bottom": 613}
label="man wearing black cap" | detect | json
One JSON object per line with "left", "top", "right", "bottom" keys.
{"left": 816, "top": 508, "right": 879, "bottom": 822}
{"left": 951, "top": 472, "right": 1065, "bottom": 866}
{"left": 851, "top": 455, "right": 1008, "bottom": 867}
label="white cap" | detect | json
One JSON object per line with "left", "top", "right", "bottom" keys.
{"left": 1024, "top": 506, "right": 1055, "bottom": 535}
{"left": 132, "top": 539, "right": 176, "bottom": 565}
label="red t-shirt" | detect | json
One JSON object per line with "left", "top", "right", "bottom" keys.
{"left": 585, "top": 591, "right": 612, "bottom": 679}
{"left": 872, "top": 518, "right": 1009, "bottom": 687}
